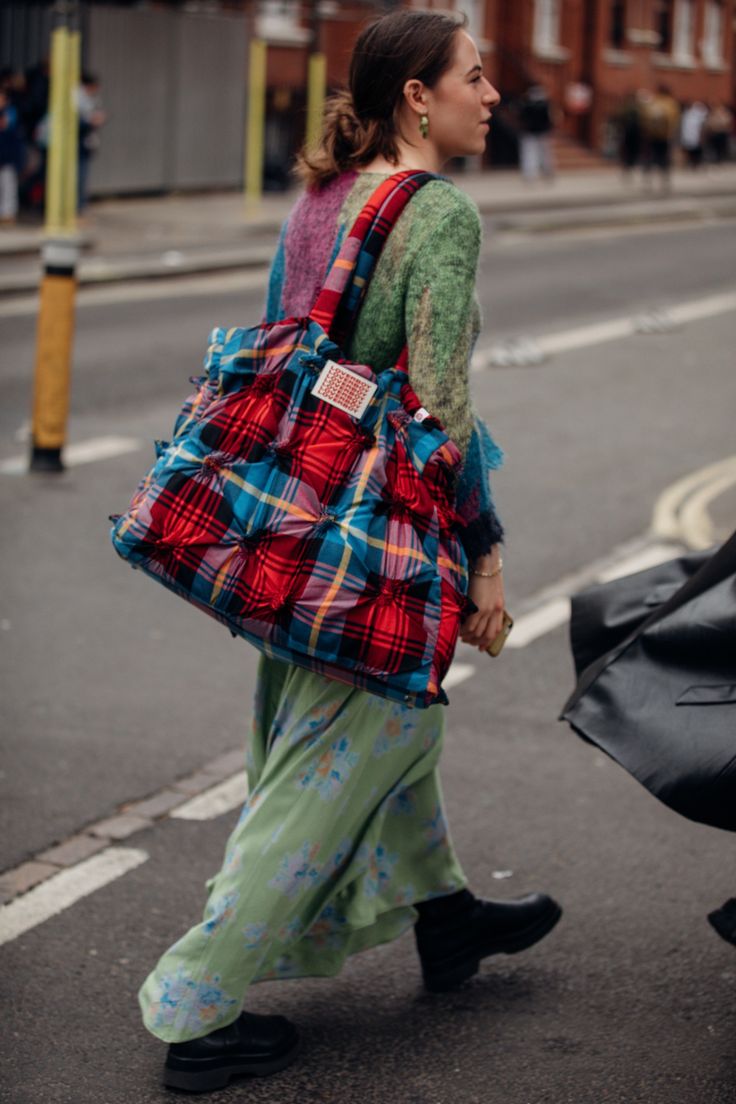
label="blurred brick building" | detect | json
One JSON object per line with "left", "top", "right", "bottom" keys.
{"left": 314, "top": 1, "right": 732, "bottom": 154}
{"left": 2, "top": 0, "right": 733, "bottom": 193}
{"left": 256, "top": 0, "right": 734, "bottom": 169}
{"left": 489, "top": 0, "right": 735, "bottom": 159}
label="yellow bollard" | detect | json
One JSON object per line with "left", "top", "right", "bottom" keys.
{"left": 30, "top": 2, "right": 81, "bottom": 472}
{"left": 245, "top": 38, "right": 267, "bottom": 213}
{"left": 305, "top": 52, "right": 327, "bottom": 155}
{"left": 44, "top": 21, "right": 69, "bottom": 237}
{"left": 31, "top": 260, "right": 77, "bottom": 455}
{"left": 63, "top": 22, "right": 80, "bottom": 228}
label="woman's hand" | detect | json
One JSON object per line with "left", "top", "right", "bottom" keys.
{"left": 459, "top": 547, "right": 505, "bottom": 651}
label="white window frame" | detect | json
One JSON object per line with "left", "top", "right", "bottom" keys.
{"left": 701, "top": 0, "right": 725, "bottom": 65}
{"left": 533, "top": 0, "right": 561, "bottom": 53}
{"left": 461, "top": 0, "right": 485, "bottom": 43}
{"left": 256, "top": 0, "right": 309, "bottom": 46}
{"left": 672, "top": 0, "right": 695, "bottom": 61}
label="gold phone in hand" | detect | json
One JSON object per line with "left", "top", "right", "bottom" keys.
{"left": 486, "top": 610, "right": 514, "bottom": 657}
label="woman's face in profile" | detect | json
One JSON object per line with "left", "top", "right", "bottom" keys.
{"left": 423, "top": 30, "right": 500, "bottom": 162}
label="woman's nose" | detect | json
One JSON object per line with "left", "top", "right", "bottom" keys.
{"left": 484, "top": 80, "right": 501, "bottom": 108}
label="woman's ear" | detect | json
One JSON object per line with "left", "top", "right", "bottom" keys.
{"left": 402, "top": 78, "right": 428, "bottom": 117}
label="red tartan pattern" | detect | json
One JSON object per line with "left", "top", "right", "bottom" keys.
{"left": 111, "top": 172, "right": 471, "bottom": 707}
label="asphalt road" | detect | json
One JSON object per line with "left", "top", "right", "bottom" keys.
{"left": 1, "top": 215, "right": 735, "bottom": 1103}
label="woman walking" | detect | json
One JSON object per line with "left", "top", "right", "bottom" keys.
{"left": 139, "top": 11, "right": 561, "bottom": 1092}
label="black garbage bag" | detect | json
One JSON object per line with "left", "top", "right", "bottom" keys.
{"left": 560, "top": 530, "right": 736, "bottom": 832}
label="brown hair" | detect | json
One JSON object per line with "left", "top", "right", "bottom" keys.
{"left": 296, "top": 9, "right": 466, "bottom": 188}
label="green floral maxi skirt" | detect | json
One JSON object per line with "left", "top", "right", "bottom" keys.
{"left": 139, "top": 655, "right": 467, "bottom": 1043}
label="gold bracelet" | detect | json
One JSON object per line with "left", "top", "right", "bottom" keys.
{"left": 471, "top": 556, "right": 503, "bottom": 579}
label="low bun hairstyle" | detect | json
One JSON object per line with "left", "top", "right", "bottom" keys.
{"left": 296, "top": 9, "right": 466, "bottom": 189}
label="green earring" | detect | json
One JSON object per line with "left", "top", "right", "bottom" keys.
{"left": 419, "top": 113, "right": 429, "bottom": 140}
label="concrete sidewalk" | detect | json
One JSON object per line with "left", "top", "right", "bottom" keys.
{"left": 1, "top": 164, "right": 735, "bottom": 295}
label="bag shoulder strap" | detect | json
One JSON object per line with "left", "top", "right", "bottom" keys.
{"left": 309, "top": 170, "right": 440, "bottom": 348}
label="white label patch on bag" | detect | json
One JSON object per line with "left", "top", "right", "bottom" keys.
{"left": 413, "top": 407, "right": 431, "bottom": 423}
{"left": 311, "top": 360, "right": 378, "bottom": 419}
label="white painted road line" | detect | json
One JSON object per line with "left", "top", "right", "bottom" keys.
{"left": 472, "top": 287, "right": 736, "bottom": 370}
{"left": 507, "top": 540, "right": 685, "bottom": 650}
{"left": 444, "top": 662, "right": 476, "bottom": 689}
{"left": 595, "top": 541, "right": 684, "bottom": 583}
{"left": 506, "top": 597, "right": 571, "bottom": 649}
{"left": 667, "top": 290, "right": 736, "bottom": 325}
{"left": 170, "top": 771, "right": 249, "bottom": 821}
{"left": 536, "top": 317, "right": 633, "bottom": 357}
{"left": 0, "top": 435, "right": 143, "bottom": 475}
{"left": 652, "top": 455, "right": 736, "bottom": 542}
{"left": 0, "top": 270, "right": 273, "bottom": 319}
{"left": 503, "top": 453, "right": 736, "bottom": 651}
{"left": 0, "top": 847, "right": 148, "bottom": 947}
{"left": 679, "top": 468, "right": 736, "bottom": 550}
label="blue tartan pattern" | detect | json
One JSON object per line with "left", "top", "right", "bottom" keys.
{"left": 111, "top": 173, "right": 470, "bottom": 708}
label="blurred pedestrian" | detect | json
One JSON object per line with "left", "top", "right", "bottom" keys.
{"left": 518, "top": 83, "right": 555, "bottom": 182}
{"left": 0, "top": 68, "right": 24, "bottom": 120}
{"left": 680, "top": 101, "right": 708, "bottom": 169}
{"left": 136, "top": 10, "right": 561, "bottom": 1094}
{"left": 20, "top": 59, "right": 50, "bottom": 211}
{"left": 616, "top": 90, "right": 643, "bottom": 179}
{"left": 0, "top": 87, "right": 24, "bottom": 225}
{"left": 641, "top": 83, "right": 680, "bottom": 192}
{"left": 0, "top": 69, "right": 31, "bottom": 206}
{"left": 76, "top": 72, "right": 105, "bottom": 214}
{"left": 22, "top": 58, "right": 49, "bottom": 141}
{"left": 705, "top": 102, "right": 733, "bottom": 163}
{"left": 485, "top": 99, "right": 519, "bottom": 167}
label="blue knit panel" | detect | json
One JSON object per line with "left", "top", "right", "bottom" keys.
{"left": 455, "top": 416, "right": 505, "bottom": 559}
{"left": 264, "top": 223, "right": 288, "bottom": 322}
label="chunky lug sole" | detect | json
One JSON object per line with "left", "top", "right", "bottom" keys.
{"left": 163, "top": 1038, "right": 299, "bottom": 1093}
{"left": 421, "top": 901, "right": 563, "bottom": 993}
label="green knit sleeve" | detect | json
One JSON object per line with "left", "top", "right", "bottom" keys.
{"left": 403, "top": 187, "right": 482, "bottom": 457}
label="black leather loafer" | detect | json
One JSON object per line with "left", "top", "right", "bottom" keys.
{"left": 163, "top": 1010, "right": 299, "bottom": 1093}
{"left": 416, "top": 892, "right": 563, "bottom": 992}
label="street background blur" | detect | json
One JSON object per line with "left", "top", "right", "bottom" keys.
{"left": 1, "top": 0, "right": 735, "bottom": 209}
{"left": 2, "top": 3, "right": 736, "bottom": 1103}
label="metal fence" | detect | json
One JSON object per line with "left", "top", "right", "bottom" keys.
{"left": 0, "top": 3, "right": 54, "bottom": 73}
{"left": 87, "top": 6, "right": 248, "bottom": 195}
{"left": 2, "top": 2, "right": 249, "bottom": 196}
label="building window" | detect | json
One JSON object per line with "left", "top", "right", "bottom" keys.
{"left": 653, "top": 0, "right": 673, "bottom": 52}
{"left": 462, "top": 0, "right": 486, "bottom": 44}
{"left": 609, "top": 0, "right": 626, "bottom": 48}
{"left": 256, "top": 0, "right": 308, "bottom": 46}
{"left": 672, "top": 0, "right": 695, "bottom": 59}
{"left": 533, "top": 0, "right": 561, "bottom": 52}
{"left": 702, "top": 0, "right": 724, "bottom": 64}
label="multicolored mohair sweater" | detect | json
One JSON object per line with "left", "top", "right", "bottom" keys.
{"left": 264, "top": 170, "right": 504, "bottom": 562}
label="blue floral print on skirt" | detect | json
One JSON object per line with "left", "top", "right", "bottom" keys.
{"left": 139, "top": 655, "right": 467, "bottom": 1043}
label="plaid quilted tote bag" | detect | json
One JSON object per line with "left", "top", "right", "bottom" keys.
{"left": 111, "top": 170, "right": 472, "bottom": 707}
